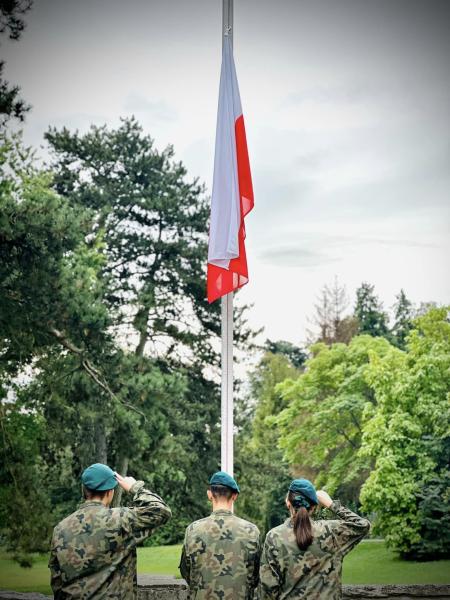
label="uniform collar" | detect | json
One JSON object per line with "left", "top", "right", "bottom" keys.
{"left": 212, "top": 509, "right": 233, "bottom": 515}
{"left": 80, "top": 500, "right": 106, "bottom": 508}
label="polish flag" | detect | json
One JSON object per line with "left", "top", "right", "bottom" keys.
{"left": 207, "top": 36, "right": 254, "bottom": 303}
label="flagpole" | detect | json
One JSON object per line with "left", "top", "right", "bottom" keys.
{"left": 221, "top": 0, "right": 234, "bottom": 478}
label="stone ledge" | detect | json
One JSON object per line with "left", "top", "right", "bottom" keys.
{"left": 0, "top": 593, "right": 52, "bottom": 600}
{"left": 342, "top": 585, "right": 450, "bottom": 599}
{"left": 1, "top": 582, "right": 449, "bottom": 600}
{"left": 137, "top": 575, "right": 188, "bottom": 599}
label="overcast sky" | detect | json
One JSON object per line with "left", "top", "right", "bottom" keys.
{"left": 3, "top": 0, "right": 449, "bottom": 344}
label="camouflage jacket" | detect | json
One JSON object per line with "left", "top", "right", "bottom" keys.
{"left": 179, "top": 509, "right": 261, "bottom": 599}
{"left": 258, "top": 501, "right": 370, "bottom": 600}
{"left": 48, "top": 481, "right": 171, "bottom": 599}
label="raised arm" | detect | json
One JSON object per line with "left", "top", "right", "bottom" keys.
{"left": 317, "top": 489, "right": 370, "bottom": 556}
{"left": 116, "top": 473, "right": 172, "bottom": 542}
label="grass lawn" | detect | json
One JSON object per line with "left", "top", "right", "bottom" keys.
{"left": 0, "top": 541, "right": 449, "bottom": 595}
{"left": 342, "top": 541, "right": 449, "bottom": 585}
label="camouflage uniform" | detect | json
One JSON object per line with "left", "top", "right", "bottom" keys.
{"left": 49, "top": 481, "right": 171, "bottom": 599}
{"left": 180, "top": 509, "right": 261, "bottom": 599}
{"left": 258, "top": 501, "right": 370, "bottom": 599}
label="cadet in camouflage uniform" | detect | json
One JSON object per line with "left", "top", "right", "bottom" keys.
{"left": 258, "top": 478, "right": 370, "bottom": 599}
{"left": 179, "top": 471, "right": 261, "bottom": 599}
{"left": 49, "top": 463, "right": 171, "bottom": 599}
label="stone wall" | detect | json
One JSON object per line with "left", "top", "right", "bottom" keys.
{"left": 1, "top": 580, "right": 449, "bottom": 599}
{"left": 342, "top": 585, "right": 450, "bottom": 599}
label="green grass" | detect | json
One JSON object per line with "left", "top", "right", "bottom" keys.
{"left": 0, "top": 542, "right": 449, "bottom": 595}
{"left": 137, "top": 544, "right": 183, "bottom": 576}
{"left": 0, "top": 553, "right": 52, "bottom": 595}
{"left": 342, "top": 541, "right": 450, "bottom": 585}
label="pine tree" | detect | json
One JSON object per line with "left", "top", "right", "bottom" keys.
{"left": 354, "top": 282, "right": 389, "bottom": 338}
{"left": 391, "top": 289, "right": 413, "bottom": 349}
{"left": 265, "top": 339, "right": 307, "bottom": 369}
{"left": 0, "top": 1, "right": 32, "bottom": 125}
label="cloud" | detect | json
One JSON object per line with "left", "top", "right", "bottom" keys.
{"left": 259, "top": 246, "right": 339, "bottom": 268}
{"left": 123, "top": 94, "right": 178, "bottom": 122}
{"left": 257, "top": 233, "right": 438, "bottom": 269}
{"left": 284, "top": 82, "right": 374, "bottom": 106}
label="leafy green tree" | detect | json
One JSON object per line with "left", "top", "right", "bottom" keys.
{"left": 264, "top": 339, "right": 307, "bottom": 369}
{"left": 0, "top": 133, "right": 125, "bottom": 556}
{"left": 409, "top": 436, "right": 450, "bottom": 560}
{"left": 0, "top": 0, "right": 32, "bottom": 125}
{"left": 43, "top": 120, "right": 229, "bottom": 507}
{"left": 1, "top": 118, "right": 255, "bottom": 556}
{"left": 354, "top": 282, "right": 389, "bottom": 338}
{"left": 0, "top": 0, "right": 31, "bottom": 39}
{"left": 236, "top": 348, "right": 302, "bottom": 534}
{"left": 0, "top": 132, "right": 89, "bottom": 372}
{"left": 45, "top": 118, "right": 222, "bottom": 363}
{"left": 0, "top": 390, "right": 51, "bottom": 563}
{"left": 276, "top": 335, "right": 392, "bottom": 504}
{"left": 360, "top": 307, "right": 450, "bottom": 557}
{"left": 391, "top": 289, "right": 413, "bottom": 349}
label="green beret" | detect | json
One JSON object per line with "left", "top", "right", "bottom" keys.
{"left": 289, "top": 478, "right": 318, "bottom": 505}
{"left": 209, "top": 471, "right": 240, "bottom": 493}
{"left": 82, "top": 463, "right": 118, "bottom": 491}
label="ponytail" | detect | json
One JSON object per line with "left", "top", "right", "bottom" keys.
{"left": 293, "top": 506, "right": 313, "bottom": 550}
{"left": 288, "top": 490, "right": 314, "bottom": 550}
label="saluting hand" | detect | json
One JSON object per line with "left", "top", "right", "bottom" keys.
{"left": 316, "top": 490, "right": 333, "bottom": 508}
{"left": 115, "top": 472, "right": 137, "bottom": 493}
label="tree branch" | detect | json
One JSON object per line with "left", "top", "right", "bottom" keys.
{"left": 349, "top": 410, "right": 362, "bottom": 433}
{"left": 49, "top": 327, "right": 146, "bottom": 421}
{"left": 336, "top": 426, "right": 358, "bottom": 449}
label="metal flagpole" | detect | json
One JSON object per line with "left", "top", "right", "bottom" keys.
{"left": 221, "top": 0, "right": 234, "bottom": 478}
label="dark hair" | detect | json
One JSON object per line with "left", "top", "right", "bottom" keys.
{"left": 83, "top": 485, "right": 111, "bottom": 500}
{"left": 210, "top": 484, "right": 234, "bottom": 500}
{"left": 288, "top": 490, "right": 314, "bottom": 550}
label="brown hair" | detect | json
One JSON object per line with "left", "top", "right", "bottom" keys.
{"left": 83, "top": 485, "right": 111, "bottom": 500}
{"left": 210, "top": 484, "right": 234, "bottom": 500}
{"left": 288, "top": 490, "right": 314, "bottom": 550}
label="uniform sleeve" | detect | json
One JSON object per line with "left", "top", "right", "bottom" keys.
{"left": 48, "top": 535, "right": 64, "bottom": 599}
{"left": 179, "top": 531, "right": 191, "bottom": 584}
{"left": 248, "top": 529, "right": 261, "bottom": 598}
{"left": 329, "top": 500, "right": 370, "bottom": 556}
{"left": 123, "top": 481, "right": 172, "bottom": 542}
{"left": 257, "top": 533, "right": 281, "bottom": 599}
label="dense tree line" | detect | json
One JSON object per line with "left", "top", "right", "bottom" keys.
{"left": 0, "top": 122, "right": 254, "bottom": 562}
{"left": 237, "top": 298, "right": 449, "bottom": 560}
{"left": 2, "top": 126, "right": 447, "bottom": 564}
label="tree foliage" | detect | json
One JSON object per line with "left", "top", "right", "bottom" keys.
{"left": 1, "top": 120, "right": 254, "bottom": 556}
{"left": 360, "top": 307, "right": 450, "bottom": 558}
{"left": 354, "top": 282, "right": 389, "bottom": 338}
{"left": 236, "top": 345, "right": 303, "bottom": 535}
{"left": 264, "top": 339, "right": 307, "bottom": 370}
{"left": 308, "top": 278, "right": 358, "bottom": 345}
{"left": 276, "top": 335, "right": 392, "bottom": 504}
{"left": 391, "top": 289, "right": 413, "bottom": 350}
{"left": 275, "top": 307, "right": 450, "bottom": 558}
{"left": 0, "top": 0, "right": 32, "bottom": 40}
{"left": 0, "top": 132, "right": 91, "bottom": 371}
{"left": 0, "top": 0, "right": 32, "bottom": 125}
